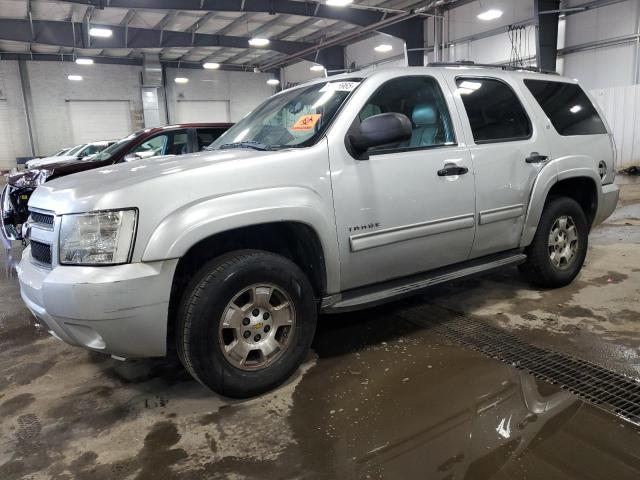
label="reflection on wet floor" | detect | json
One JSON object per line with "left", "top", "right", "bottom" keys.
{"left": 0, "top": 241, "right": 638, "bottom": 479}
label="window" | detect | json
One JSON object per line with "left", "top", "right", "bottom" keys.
{"left": 524, "top": 80, "right": 607, "bottom": 136}
{"left": 130, "top": 131, "right": 190, "bottom": 159}
{"left": 357, "top": 76, "right": 455, "bottom": 153}
{"left": 197, "top": 128, "right": 227, "bottom": 150}
{"left": 456, "top": 77, "right": 531, "bottom": 143}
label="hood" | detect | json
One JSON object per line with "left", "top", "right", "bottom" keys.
{"left": 27, "top": 155, "right": 78, "bottom": 168}
{"left": 29, "top": 148, "right": 285, "bottom": 214}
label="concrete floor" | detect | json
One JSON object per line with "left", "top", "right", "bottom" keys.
{"left": 1, "top": 177, "right": 639, "bottom": 479}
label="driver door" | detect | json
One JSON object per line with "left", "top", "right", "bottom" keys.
{"left": 328, "top": 74, "right": 476, "bottom": 291}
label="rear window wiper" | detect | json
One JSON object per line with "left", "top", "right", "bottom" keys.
{"left": 216, "top": 141, "right": 272, "bottom": 151}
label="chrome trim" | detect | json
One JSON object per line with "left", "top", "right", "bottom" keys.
{"left": 479, "top": 204, "right": 524, "bottom": 225}
{"left": 349, "top": 213, "right": 475, "bottom": 252}
{"left": 324, "top": 253, "right": 527, "bottom": 311}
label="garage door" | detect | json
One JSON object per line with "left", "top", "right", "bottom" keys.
{"left": 67, "top": 100, "right": 132, "bottom": 144}
{"left": 176, "top": 100, "right": 230, "bottom": 123}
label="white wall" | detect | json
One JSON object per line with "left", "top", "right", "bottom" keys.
{"left": 561, "top": 0, "right": 640, "bottom": 89}
{"left": 165, "top": 68, "right": 274, "bottom": 123}
{"left": 25, "top": 62, "right": 145, "bottom": 155}
{"left": 0, "top": 61, "right": 31, "bottom": 169}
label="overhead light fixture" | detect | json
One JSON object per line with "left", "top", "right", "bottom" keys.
{"left": 67, "top": 75, "right": 83, "bottom": 81}
{"left": 89, "top": 27, "right": 113, "bottom": 38}
{"left": 477, "top": 9, "right": 503, "bottom": 21}
{"left": 570, "top": 105, "right": 582, "bottom": 113}
{"left": 174, "top": 77, "right": 189, "bottom": 84}
{"left": 203, "top": 62, "right": 220, "bottom": 69}
{"left": 374, "top": 44, "right": 393, "bottom": 53}
{"left": 310, "top": 64, "right": 325, "bottom": 72}
{"left": 249, "top": 38, "right": 270, "bottom": 47}
{"left": 267, "top": 78, "right": 280, "bottom": 86}
{"left": 326, "top": 0, "right": 353, "bottom": 6}
{"left": 75, "top": 58, "right": 94, "bottom": 65}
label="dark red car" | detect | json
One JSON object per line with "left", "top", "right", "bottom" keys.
{"left": 1, "top": 123, "right": 232, "bottom": 241}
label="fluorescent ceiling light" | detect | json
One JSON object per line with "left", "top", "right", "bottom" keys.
{"left": 174, "top": 77, "right": 189, "bottom": 84}
{"left": 249, "top": 38, "right": 270, "bottom": 47}
{"left": 374, "top": 44, "right": 393, "bottom": 53}
{"left": 203, "top": 62, "right": 220, "bottom": 69}
{"left": 459, "top": 80, "right": 482, "bottom": 90}
{"left": 75, "top": 58, "right": 94, "bottom": 65}
{"left": 310, "top": 64, "right": 325, "bottom": 72}
{"left": 477, "top": 9, "right": 503, "bottom": 21}
{"left": 267, "top": 78, "right": 280, "bottom": 85}
{"left": 326, "top": 0, "right": 353, "bottom": 6}
{"left": 570, "top": 105, "right": 582, "bottom": 113}
{"left": 89, "top": 27, "right": 113, "bottom": 38}
{"left": 67, "top": 75, "right": 83, "bottom": 81}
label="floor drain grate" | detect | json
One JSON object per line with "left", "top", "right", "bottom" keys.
{"left": 404, "top": 310, "right": 640, "bottom": 427}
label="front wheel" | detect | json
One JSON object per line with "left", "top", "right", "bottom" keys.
{"left": 176, "top": 250, "right": 317, "bottom": 398}
{"left": 519, "top": 197, "right": 589, "bottom": 288}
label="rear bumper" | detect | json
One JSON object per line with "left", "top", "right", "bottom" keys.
{"left": 18, "top": 247, "right": 178, "bottom": 358}
{"left": 594, "top": 183, "right": 620, "bottom": 226}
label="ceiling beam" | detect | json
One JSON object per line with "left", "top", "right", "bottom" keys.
{"left": 0, "top": 18, "right": 313, "bottom": 55}
{"left": 47, "top": 0, "right": 388, "bottom": 28}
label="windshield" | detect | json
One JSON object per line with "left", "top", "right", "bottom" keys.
{"left": 209, "top": 79, "right": 362, "bottom": 150}
{"left": 90, "top": 131, "right": 145, "bottom": 162}
{"left": 66, "top": 144, "right": 85, "bottom": 156}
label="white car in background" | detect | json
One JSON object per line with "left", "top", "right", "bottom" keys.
{"left": 26, "top": 141, "right": 115, "bottom": 169}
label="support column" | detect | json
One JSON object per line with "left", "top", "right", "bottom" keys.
{"left": 384, "top": 17, "right": 425, "bottom": 67}
{"left": 318, "top": 45, "right": 345, "bottom": 75}
{"left": 535, "top": 0, "right": 561, "bottom": 72}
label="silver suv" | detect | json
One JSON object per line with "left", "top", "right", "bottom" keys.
{"left": 18, "top": 66, "right": 619, "bottom": 398}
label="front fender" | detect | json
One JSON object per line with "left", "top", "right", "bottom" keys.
{"left": 141, "top": 186, "right": 341, "bottom": 293}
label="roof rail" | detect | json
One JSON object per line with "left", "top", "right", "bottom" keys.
{"left": 428, "top": 61, "right": 558, "bottom": 75}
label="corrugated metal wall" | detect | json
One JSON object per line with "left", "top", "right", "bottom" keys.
{"left": 591, "top": 85, "right": 640, "bottom": 169}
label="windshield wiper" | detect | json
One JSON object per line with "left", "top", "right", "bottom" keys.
{"left": 216, "top": 141, "right": 272, "bottom": 151}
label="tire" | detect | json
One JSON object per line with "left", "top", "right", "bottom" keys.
{"left": 519, "top": 196, "right": 589, "bottom": 288}
{"left": 176, "top": 249, "right": 317, "bottom": 398}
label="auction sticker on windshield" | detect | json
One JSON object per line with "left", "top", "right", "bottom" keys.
{"left": 292, "top": 114, "right": 322, "bottom": 131}
{"left": 319, "top": 81, "right": 360, "bottom": 92}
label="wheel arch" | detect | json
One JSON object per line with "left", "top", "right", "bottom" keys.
{"left": 521, "top": 168, "right": 600, "bottom": 247}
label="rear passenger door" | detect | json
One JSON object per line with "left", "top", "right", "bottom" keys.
{"left": 446, "top": 75, "right": 551, "bottom": 258}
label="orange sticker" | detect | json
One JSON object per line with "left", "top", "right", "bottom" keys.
{"left": 292, "top": 114, "right": 321, "bottom": 131}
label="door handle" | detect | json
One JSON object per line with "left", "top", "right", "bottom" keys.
{"left": 437, "top": 165, "right": 469, "bottom": 176}
{"left": 525, "top": 152, "right": 549, "bottom": 163}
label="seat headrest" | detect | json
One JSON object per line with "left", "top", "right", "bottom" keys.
{"left": 359, "top": 104, "right": 382, "bottom": 121}
{"left": 412, "top": 104, "right": 438, "bottom": 126}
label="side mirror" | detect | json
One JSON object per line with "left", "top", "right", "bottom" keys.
{"left": 349, "top": 112, "right": 412, "bottom": 154}
{"left": 124, "top": 153, "right": 142, "bottom": 162}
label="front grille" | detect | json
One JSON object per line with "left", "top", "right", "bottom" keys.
{"left": 403, "top": 309, "right": 640, "bottom": 427}
{"left": 30, "top": 240, "right": 52, "bottom": 266}
{"left": 30, "top": 211, "right": 54, "bottom": 227}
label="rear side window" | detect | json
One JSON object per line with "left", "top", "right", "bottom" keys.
{"left": 524, "top": 80, "right": 607, "bottom": 136}
{"left": 197, "top": 128, "right": 227, "bottom": 150}
{"left": 456, "top": 77, "right": 532, "bottom": 143}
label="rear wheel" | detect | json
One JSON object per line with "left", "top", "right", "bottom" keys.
{"left": 519, "top": 197, "right": 589, "bottom": 288}
{"left": 176, "top": 250, "right": 317, "bottom": 398}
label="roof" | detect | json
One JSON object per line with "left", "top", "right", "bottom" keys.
{"left": 0, "top": 0, "right": 443, "bottom": 70}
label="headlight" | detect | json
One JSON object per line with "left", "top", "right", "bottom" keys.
{"left": 59, "top": 209, "right": 137, "bottom": 265}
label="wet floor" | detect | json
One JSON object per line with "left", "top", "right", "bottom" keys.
{"left": 0, "top": 177, "right": 639, "bottom": 479}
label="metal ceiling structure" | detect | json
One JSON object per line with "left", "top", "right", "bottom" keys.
{"left": 0, "top": 0, "right": 460, "bottom": 71}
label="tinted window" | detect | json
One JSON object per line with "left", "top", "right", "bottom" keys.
{"left": 456, "top": 77, "right": 531, "bottom": 143}
{"left": 524, "top": 80, "right": 607, "bottom": 136}
{"left": 197, "top": 128, "right": 227, "bottom": 150}
{"left": 358, "top": 76, "right": 455, "bottom": 152}
{"left": 130, "top": 131, "right": 189, "bottom": 159}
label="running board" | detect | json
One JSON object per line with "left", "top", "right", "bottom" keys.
{"left": 322, "top": 251, "right": 527, "bottom": 313}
